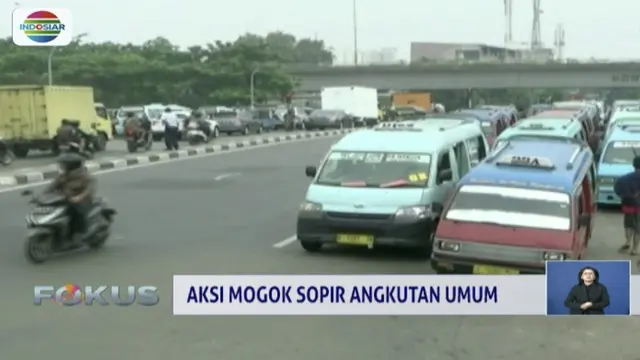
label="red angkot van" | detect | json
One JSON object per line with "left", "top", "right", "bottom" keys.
{"left": 430, "top": 140, "right": 596, "bottom": 274}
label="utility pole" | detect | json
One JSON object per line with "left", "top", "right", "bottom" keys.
{"left": 47, "top": 32, "right": 88, "bottom": 86}
{"left": 352, "top": 0, "right": 359, "bottom": 66}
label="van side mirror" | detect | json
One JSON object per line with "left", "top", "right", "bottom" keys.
{"left": 431, "top": 202, "right": 444, "bottom": 214}
{"left": 437, "top": 169, "right": 453, "bottom": 183}
{"left": 578, "top": 214, "right": 590, "bottom": 228}
{"left": 305, "top": 166, "right": 317, "bottom": 178}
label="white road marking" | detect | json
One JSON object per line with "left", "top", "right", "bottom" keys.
{"left": 213, "top": 173, "right": 240, "bottom": 181}
{"left": 272, "top": 235, "right": 298, "bottom": 248}
{"left": 0, "top": 135, "right": 337, "bottom": 196}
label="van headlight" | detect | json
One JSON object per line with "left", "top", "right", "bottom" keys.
{"left": 394, "top": 206, "right": 430, "bottom": 221}
{"left": 299, "top": 201, "right": 323, "bottom": 217}
{"left": 543, "top": 252, "right": 566, "bottom": 261}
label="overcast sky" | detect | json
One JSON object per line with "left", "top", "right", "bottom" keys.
{"left": 3, "top": 0, "right": 640, "bottom": 61}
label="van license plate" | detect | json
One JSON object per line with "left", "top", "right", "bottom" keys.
{"left": 336, "top": 234, "right": 374, "bottom": 246}
{"left": 473, "top": 265, "right": 519, "bottom": 275}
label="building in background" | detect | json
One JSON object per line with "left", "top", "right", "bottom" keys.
{"left": 335, "top": 48, "right": 400, "bottom": 65}
{"left": 359, "top": 48, "right": 398, "bottom": 65}
{"left": 410, "top": 42, "right": 554, "bottom": 64}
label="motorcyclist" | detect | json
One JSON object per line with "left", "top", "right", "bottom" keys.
{"left": 124, "top": 112, "right": 144, "bottom": 140}
{"left": 139, "top": 113, "right": 152, "bottom": 142}
{"left": 69, "top": 120, "right": 95, "bottom": 153}
{"left": 285, "top": 107, "right": 295, "bottom": 130}
{"left": 45, "top": 152, "right": 97, "bottom": 242}
{"left": 191, "top": 110, "right": 211, "bottom": 137}
{"left": 56, "top": 119, "right": 80, "bottom": 149}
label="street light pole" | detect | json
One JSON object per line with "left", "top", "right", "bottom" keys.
{"left": 47, "top": 47, "right": 57, "bottom": 85}
{"left": 250, "top": 68, "right": 259, "bottom": 108}
{"left": 47, "top": 32, "right": 88, "bottom": 86}
{"left": 352, "top": 0, "right": 359, "bottom": 66}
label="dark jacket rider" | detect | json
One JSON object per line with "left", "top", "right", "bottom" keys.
{"left": 46, "top": 153, "right": 97, "bottom": 239}
{"left": 124, "top": 112, "right": 143, "bottom": 136}
{"left": 56, "top": 119, "right": 80, "bottom": 146}
{"left": 189, "top": 111, "right": 210, "bottom": 137}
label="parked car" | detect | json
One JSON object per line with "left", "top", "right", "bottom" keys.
{"left": 306, "top": 109, "right": 353, "bottom": 130}
{"left": 252, "top": 108, "right": 278, "bottom": 132}
{"left": 214, "top": 109, "right": 263, "bottom": 135}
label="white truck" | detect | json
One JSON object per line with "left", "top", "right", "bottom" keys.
{"left": 321, "top": 86, "right": 379, "bottom": 127}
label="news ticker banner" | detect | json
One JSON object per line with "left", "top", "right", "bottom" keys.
{"left": 172, "top": 271, "right": 637, "bottom": 315}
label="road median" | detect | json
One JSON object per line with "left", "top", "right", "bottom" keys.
{"left": 0, "top": 130, "right": 350, "bottom": 186}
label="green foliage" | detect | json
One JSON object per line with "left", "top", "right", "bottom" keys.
{"left": 0, "top": 32, "right": 334, "bottom": 107}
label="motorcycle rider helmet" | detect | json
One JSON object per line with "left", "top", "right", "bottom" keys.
{"left": 191, "top": 110, "right": 203, "bottom": 119}
{"left": 57, "top": 152, "right": 84, "bottom": 172}
{"left": 164, "top": 107, "right": 172, "bottom": 113}
{"left": 126, "top": 112, "right": 135, "bottom": 118}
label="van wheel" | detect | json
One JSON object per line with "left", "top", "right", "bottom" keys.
{"left": 300, "top": 241, "right": 322, "bottom": 252}
{"left": 12, "top": 145, "right": 29, "bottom": 158}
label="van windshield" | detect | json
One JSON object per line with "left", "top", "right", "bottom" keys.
{"left": 316, "top": 151, "right": 431, "bottom": 188}
{"left": 602, "top": 141, "right": 640, "bottom": 164}
{"left": 146, "top": 108, "right": 163, "bottom": 119}
{"left": 117, "top": 108, "right": 144, "bottom": 119}
{"left": 445, "top": 185, "right": 571, "bottom": 231}
{"left": 95, "top": 107, "right": 108, "bottom": 119}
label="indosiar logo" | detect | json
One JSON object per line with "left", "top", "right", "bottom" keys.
{"left": 12, "top": 8, "right": 74, "bottom": 47}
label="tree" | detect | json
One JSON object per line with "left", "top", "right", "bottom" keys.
{"left": 0, "top": 32, "right": 334, "bottom": 106}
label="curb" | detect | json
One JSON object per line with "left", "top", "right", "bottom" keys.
{"left": 0, "top": 129, "right": 350, "bottom": 186}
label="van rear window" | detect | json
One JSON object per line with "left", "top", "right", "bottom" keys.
{"left": 316, "top": 151, "right": 431, "bottom": 188}
{"left": 480, "top": 123, "right": 493, "bottom": 136}
{"left": 445, "top": 185, "right": 571, "bottom": 231}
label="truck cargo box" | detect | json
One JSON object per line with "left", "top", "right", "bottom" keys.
{"left": 392, "top": 92, "right": 431, "bottom": 111}
{"left": 321, "top": 86, "right": 378, "bottom": 120}
{"left": 0, "top": 85, "right": 96, "bottom": 141}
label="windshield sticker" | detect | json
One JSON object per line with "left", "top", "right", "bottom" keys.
{"left": 408, "top": 172, "right": 428, "bottom": 182}
{"left": 328, "top": 152, "right": 365, "bottom": 161}
{"left": 364, "top": 153, "right": 384, "bottom": 163}
{"left": 613, "top": 142, "right": 640, "bottom": 148}
{"left": 386, "top": 154, "right": 430, "bottom": 163}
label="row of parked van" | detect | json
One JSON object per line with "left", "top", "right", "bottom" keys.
{"left": 296, "top": 101, "right": 611, "bottom": 275}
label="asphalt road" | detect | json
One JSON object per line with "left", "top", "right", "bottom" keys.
{"left": 0, "top": 130, "right": 298, "bottom": 174}
{"left": 1, "top": 136, "right": 639, "bottom": 360}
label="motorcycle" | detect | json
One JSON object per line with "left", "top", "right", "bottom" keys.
{"left": 126, "top": 129, "right": 153, "bottom": 153}
{"left": 0, "top": 139, "right": 15, "bottom": 166}
{"left": 22, "top": 189, "right": 117, "bottom": 264}
{"left": 185, "top": 122, "right": 211, "bottom": 145}
{"left": 59, "top": 142, "right": 93, "bottom": 159}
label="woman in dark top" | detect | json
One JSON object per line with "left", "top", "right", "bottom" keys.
{"left": 564, "top": 266, "right": 610, "bottom": 315}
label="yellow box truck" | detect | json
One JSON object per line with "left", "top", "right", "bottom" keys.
{"left": 391, "top": 92, "right": 432, "bottom": 111}
{"left": 0, "top": 85, "right": 111, "bottom": 157}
